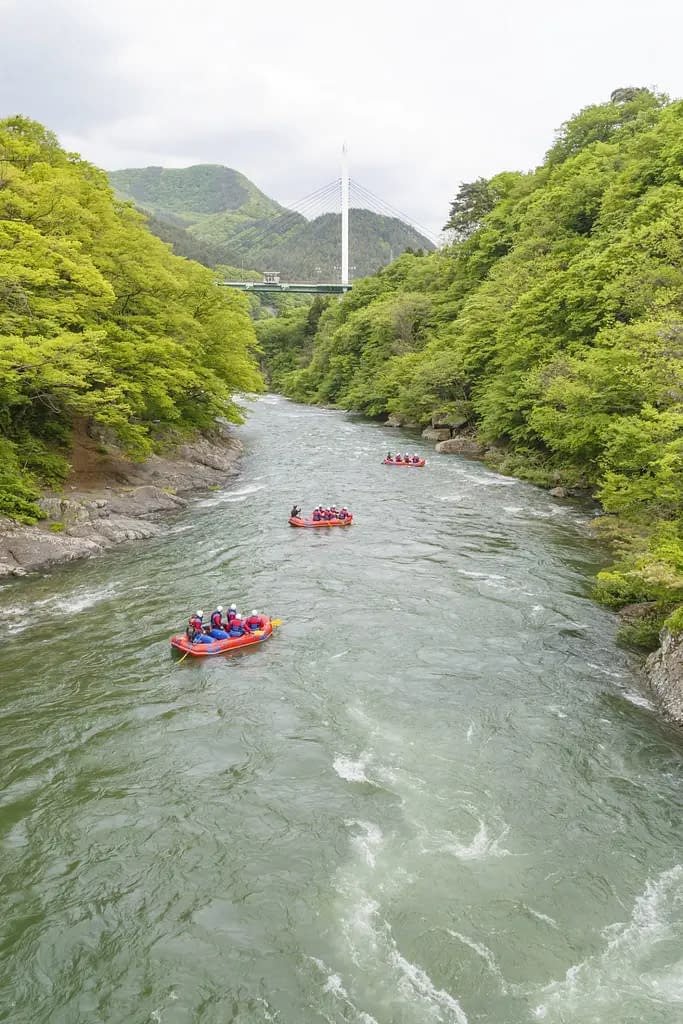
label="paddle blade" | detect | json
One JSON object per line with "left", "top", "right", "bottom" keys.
{"left": 270, "top": 619, "right": 283, "bottom": 627}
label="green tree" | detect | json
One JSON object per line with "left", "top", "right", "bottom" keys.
{"left": 0, "top": 116, "right": 262, "bottom": 520}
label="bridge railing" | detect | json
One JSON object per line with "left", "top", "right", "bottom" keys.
{"left": 218, "top": 281, "right": 352, "bottom": 294}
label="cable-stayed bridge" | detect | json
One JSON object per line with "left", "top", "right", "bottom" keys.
{"left": 218, "top": 152, "right": 438, "bottom": 295}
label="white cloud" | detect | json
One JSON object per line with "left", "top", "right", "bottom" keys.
{"left": 2, "top": 0, "right": 682, "bottom": 234}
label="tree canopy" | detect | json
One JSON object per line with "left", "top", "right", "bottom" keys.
{"left": 260, "top": 88, "right": 683, "bottom": 643}
{"left": 0, "top": 117, "right": 262, "bottom": 521}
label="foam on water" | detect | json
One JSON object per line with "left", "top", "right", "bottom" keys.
{"left": 347, "top": 820, "right": 383, "bottom": 868}
{"left": 196, "top": 482, "right": 265, "bottom": 507}
{"left": 534, "top": 865, "right": 683, "bottom": 1020}
{"left": 309, "top": 957, "right": 379, "bottom": 1023}
{"left": 331, "top": 810, "right": 470, "bottom": 1023}
{"left": 456, "top": 570, "right": 517, "bottom": 593}
{"left": 422, "top": 820, "right": 512, "bottom": 861}
{"left": 447, "top": 930, "right": 509, "bottom": 993}
{"left": 390, "top": 946, "right": 469, "bottom": 1024}
{"left": 334, "top": 753, "right": 372, "bottom": 784}
{"left": 337, "top": 892, "right": 469, "bottom": 1023}
{"left": 524, "top": 907, "right": 559, "bottom": 929}
{"left": 620, "top": 689, "right": 656, "bottom": 711}
{"left": 1, "top": 583, "right": 119, "bottom": 634}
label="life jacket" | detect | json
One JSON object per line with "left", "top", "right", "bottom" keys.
{"left": 210, "top": 610, "right": 223, "bottom": 629}
{"left": 229, "top": 618, "right": 244, "bottom": 635}
{"left": 245, "top": 615, "right": 263, "bottom": 631}
{"left": 412, "top": 457, "right": 420, "bottom": 463}
{"left": 395, "top": 455, "right": 403, "bottom": 462}
{"left": 312, "top": 511, "right": 321, "bottom": 521}
{"left": 226, "top": 610, "right": 237, "bottom": 623}
{"left": 338, "top": 510, "right": 347, "bottom": 519}
{"left": 189, "top": 615, "right": 203, "bottom": 633}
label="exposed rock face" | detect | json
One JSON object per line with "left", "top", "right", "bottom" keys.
{"left": 618, "top": 601, "right": 658, "bottom": 626}
{"left": 549, "top": 486, "right": 568, "bottom": 498}
{"left": 421, "top": 427, "right": 452, "bottom": 442}
{"left": 646, "top": 629, "right": 683, "bottom": 724}
{"left": 430, "top": 412, "right": 469, "bottom": 430}
{"left": 0, "top": 435, "right": 242, "bottom": 578}
{"left": 435, "top": 437, "right": 487, "bottom": 457}
{"left": 386, "top": 413, "right": 419, "bottom": 428}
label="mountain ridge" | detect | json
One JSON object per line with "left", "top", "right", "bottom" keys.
{"left": 108, "top": 163, "right": 434, "bottom": 278}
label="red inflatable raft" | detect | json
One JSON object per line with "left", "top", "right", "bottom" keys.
{"left": 383, "top": 458, "right": 425, "bottom": 468}
{"left": 288, "top": 515, "right": 353, "bottom": 528}
{"left": 171, "top": 618, "right": 273, "bottom": 657}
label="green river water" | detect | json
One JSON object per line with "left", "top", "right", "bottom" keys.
{"left": 1, "top": 395, "right": 682, "bottom": 1024}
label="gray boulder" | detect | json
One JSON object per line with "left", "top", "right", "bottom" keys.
{"left": 422, "top": 427, "right": 452, "bottom": 442}
{"left": 435, "top": 437, "right": 487, "bottom": 457}
{"left": 646, "top": 628, "right": 683, "bottom": 724}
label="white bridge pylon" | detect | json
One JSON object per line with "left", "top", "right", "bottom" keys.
{"left": 218, "top": 147, "right": 440, "bottom": 294}
{"left": 341, "top": 143, "right": 349, "bottom": 287}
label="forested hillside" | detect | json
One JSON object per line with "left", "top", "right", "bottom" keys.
{"left": 262, "top": 88, "right": 683, "bottom": 643}
{"left": 109, "top": 164, "right": 434, "bottom": 279}
{"left": 0, "top": 118, "right": 261, "bottom": 522}
{"left": 108, "top": 164, "right": 284, "bottom": 225}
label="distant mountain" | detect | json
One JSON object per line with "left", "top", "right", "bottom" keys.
{"left": 108, "top": 164, "right": 285, "bottom": 223}
{"left": 109, "top": 164, "right": 434, "bottom": 279}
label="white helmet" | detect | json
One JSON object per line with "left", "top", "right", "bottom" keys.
{"left": 196, "top": 610, "right": 203, "bottom": 617}
{"left": 229, "top": 603, "right": 236, "bottom": 610}
{"left": 251, "top": 609, "right": 258, "bottom": 615}
{"left": 216, "top": 605, "right": 223, "bottom": 612}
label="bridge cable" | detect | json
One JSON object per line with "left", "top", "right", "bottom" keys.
{"left": 349, "top": 179, "right": 440, "bottom": 246}
{"left": 228, "top": 180, "right": 342, "bottom": 255}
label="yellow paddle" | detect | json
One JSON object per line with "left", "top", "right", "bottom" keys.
{"left": 252, "top": 619, "right": 283, "bottom": 637}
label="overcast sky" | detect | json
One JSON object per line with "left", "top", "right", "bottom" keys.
{"left": 2, "top": 0, "right": 682, "bottom": 236}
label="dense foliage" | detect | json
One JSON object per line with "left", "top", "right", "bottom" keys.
{"left": 144, "top": 212, "right": 229, "bottom": 267}
{"left": 109, "top": 164, "right": 283, "bottom": 221}
{"left": 109, "top": 165, "right": 433, "bottom": 279}
{"left": 265, "top": 88, "right": 683, "bottom": 642}
{"left": 0, "top": 118, "right": 261, "bottom": 522}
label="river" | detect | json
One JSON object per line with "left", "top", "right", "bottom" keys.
{"left": 1, "top": 395, "right": 682, "bottom": 1024}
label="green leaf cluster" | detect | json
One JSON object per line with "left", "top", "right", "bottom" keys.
{"left": 0, "top": 117, "right": 262, "bottom": 521}
{"left": 263, "top": 88, "right": 683, "bottom": 632}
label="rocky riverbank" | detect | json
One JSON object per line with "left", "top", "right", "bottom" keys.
{"left": 415, "top": 413, "right": 683, "bottom": 728}
{"left": 0, "top": 432, "right": 242, "bottom": 578}
{"left": 646, "top": 630, "right": 683, "bottom": 725}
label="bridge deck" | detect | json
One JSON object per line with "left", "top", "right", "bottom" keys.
{"left": 218, "top": 281, "right": 352, "bottom": 294}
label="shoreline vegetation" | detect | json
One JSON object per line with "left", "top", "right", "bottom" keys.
{"left": 3, "top": 98, "right": 683, "bottom": 722}
{"left": 256, "top": 89, "right": 683, "bottom": 685}
{"left": 0, "top": 116, "right": 262, "bottom": 527}
{"left": 0, "top": 430, "right": 242, "bottom": 578}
